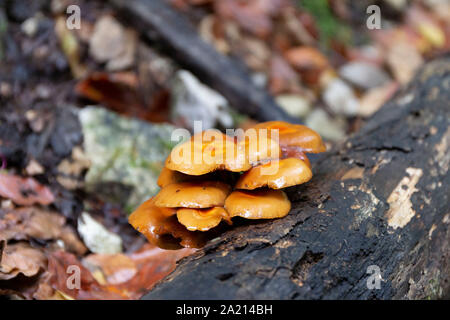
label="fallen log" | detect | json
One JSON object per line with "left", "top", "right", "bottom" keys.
{"left": 109, "top": 0, "right": 299, "bottom": 123}
{"left": 143, "top": 57, "right": 450, "bottom": 300}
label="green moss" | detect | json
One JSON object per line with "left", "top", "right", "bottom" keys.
{"left": 298, "top": 0, "right": 352, "bottom": 48}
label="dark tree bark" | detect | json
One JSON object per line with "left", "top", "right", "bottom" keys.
{"left": 143, "top": 57, "right": 450, "bottom": 300}
{"left": 109, "top": 0, "right": 299, "bottom": 123}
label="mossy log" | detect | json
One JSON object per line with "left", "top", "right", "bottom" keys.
{"left": 143, "top": 57, "right": 450, "bottom": 300}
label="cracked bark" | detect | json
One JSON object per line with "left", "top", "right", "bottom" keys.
{"left": 143, "top": 57, "right": 450, "bottom": 300}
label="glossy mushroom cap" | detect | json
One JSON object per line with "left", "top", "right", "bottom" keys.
{"left": 225, "top": 189, "right": 291, "bottom": 219}
{"left": 128, "top": 197, "right": 205, "bottom": 249}
{"left": 248, "top": 121, "right": 326, "bottom": 153}
{"left": 236, "top": 133, "right": 281, "bottom": 166}
{"left": 157, "top": 167, "right": 190, "bottom": 188}
{"left": 280, "top": 147, "right": 311, "bottom": 168}
{"left": 177, "top": 207, "right": 231, "bottom": 232}
{"left": 154, "top": 181, "right": 231, "bottom": 208}
{"left": 235, "top": 158, "right": 312, "bottom": 190}
{"left": 166, "top": 129, "right": 251, "bottom": 175}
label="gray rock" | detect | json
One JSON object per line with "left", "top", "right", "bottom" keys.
{"left": 322, "top": 78, "right": 360, "bottom": 116}
{"left": 79, "top": 107, "right": 177, "bottom": 212}
{"left": 305, "top": 109, "right": 346, "bottom": 142}
{"left": 171, "top": 70, "right": 233, "bottom": 130}
{"left": 339, "top": 61, "right": 390, "bottom": 90}
{"left": 275, "top": 94, "right": 311, "bottom": 118}
{"left": 78, "top": 212, "right": 122, "bottom": 254}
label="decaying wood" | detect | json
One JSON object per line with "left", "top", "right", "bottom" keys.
{"left": 143, "top": 57, "right": 450, "bottom": 300}
{"left": 109, "top": 0, "right": 299, "bottom": 123}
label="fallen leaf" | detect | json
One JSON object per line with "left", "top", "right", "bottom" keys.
{"left": 113, "top": 244, "right": 195, "bottom": 298}
{"left": 46, "top": 250, "right": 126, "bottom": 300}
{"left": 358, "top": 82, "right": 399, "bottom": 117}
{"left": 83, "top": 253, "right": 137, "bottom": 285}
{"left": 76, "top": 72, "right": 170, "bottom": 123}
{"left": 268, "top": 54, "right": 303, "bottom": 94}
{"left": 386, "top": 41, "right": 423, "bottom": 84}
{"left": 0, "top": 207, "right": 87, "bottom": 255}
{"left": 0, "top": 173, "right": 54, "bottom": 206}
{"left": 0, "top": 242, "right": 47, "bottom": 280}
{"left": 214, "top": 0, "right": 286, "bottom": 38}
{"left": 284, "top": 46, "right": 330, "bottom": 86}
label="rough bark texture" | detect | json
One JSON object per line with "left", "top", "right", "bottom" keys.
{"left": 110, "top": 0, "right": 299, "bottom": 123}
{"left": 143, "top": 57, "right": 450, "bottom": 300}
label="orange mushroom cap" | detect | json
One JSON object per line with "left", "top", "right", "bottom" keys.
{"left": 280, "top": 146, "right": 311, "bottom": 168}
{"left": 235, "top": 158, "right": 312, "bottom": 190}
{"left": 248, "top": 121, "right": 326, "bottom": 153}
{"left": 176, "top": 207, "right": 231, "bottom": 232}
{"left": 236, "top": 133, "right": 281, "bottom": 166}
{"left": 157, "top": 167, "right": 190, "bottom": 188}
{"left": 166, "top": 130, "right": 251, "bottom": 174}
{"left": 128, "top": 197, "right": 205, "bottom": 249}
{"left": 153, "top": 181, "right": 231, "bottom": 208}
{"left": 224, "top": 189, "right": 291, "bottom": 219}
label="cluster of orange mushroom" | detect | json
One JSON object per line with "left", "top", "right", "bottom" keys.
{"left": 129, "top": 121, "right": 326, "bottom": 249}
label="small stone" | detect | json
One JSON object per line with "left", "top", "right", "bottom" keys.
{"left": 305, "top": 109, "right": 346, "bottom": 141}
{"left": 171, "top": 70, "right": 233, "bottom": 130}
{"left": 339, "top": 61, "right": 390, "bottom": 90}
{"left": 322, "top": 78, "right": 360, "bottom": 116}
{"left": 21, "top": 15, "right": 41, "bottom": 37}
{"left": 77, "top": 212, "right": 122, "bottom": 254}
{"left": 275, "top": 94, "right": 311, "bottom": 118}
{"left": 89, "top": 16, "right": 136, "bottom": 71}
{"left": 26, "top": 159, "right": 44, "bottom": 176}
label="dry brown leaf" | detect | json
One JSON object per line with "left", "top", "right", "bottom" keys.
{"left": 0, "top": 173, "right": 54, "bottom": 206}
{"left": 269, "top": 54, "right": 303, "bottom": 94}
{"left": 46, "top": 250, "right": 126, "bottom": 300}
{"left": 359, "top": 82, "right": 399, "bottom": 117}
{"left": 284, "top": 46, "right": 330, "bottom": 86}
{"left": 214, "top": 0, "right": 287, "bottom": 38}
{"left": 0, "top": 207, "right": 87, "bottom": 255}
{"left": 386, "top": 41, "right": 423, "bottom": 85}
{"left": 0, "top": 242, "right": 47, "bottom": 280}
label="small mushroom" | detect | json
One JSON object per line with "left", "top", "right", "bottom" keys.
{"left": 280, "top": 147, "right": 311, "bottom": 168}
{"left": 128, "top": 197, "right": 205, "bottom": 249}
{"left": 153, "top": 181, "right": 231, "bottom": 208}
{"left": 248, "top": 121, "right": 326, "bottom": 153}
{"left": 224, "top": 189, "right": 291, "bottom": 219}
{"left": 236, "top": 134, "right": 281, "bottom": 166}
{"left": 177, "top": 207, "right": 232, "bottom": 232}
{"left": 157, "top": 167, "right": 191, "bottom": 188}
{"left": 165, "top": 130, "right": 250, "bottom": 174}
{"left": 235, "top": 158, "right": 312, "bottom": 190}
